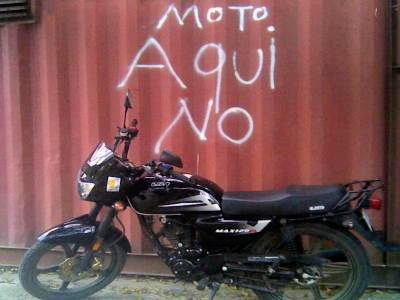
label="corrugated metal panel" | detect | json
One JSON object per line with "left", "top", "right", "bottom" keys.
{"left": 388, "top": 0, "right": 400, "bottom": 264}
{"left": 0, "top": 0, "right": 387, "bottom": 255}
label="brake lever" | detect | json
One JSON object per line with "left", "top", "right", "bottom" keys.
{"left": 143, "top": 161, "right": 161, "bottom": 177}
{"left": 158, "top": 163, "right": 173, "bottom": 176}
{"left": 143, "top": 165, "right": 154, "bottom": 175}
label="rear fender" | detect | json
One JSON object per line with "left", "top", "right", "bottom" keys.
{"left": 285, "top": 214, "right": 389, "bottom": 251}
{"left": 38, "top": 214, "right": 132, "bottom": 253}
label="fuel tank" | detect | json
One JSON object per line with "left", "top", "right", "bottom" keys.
{"left": 129, "top": 173, "right": 223, "bottom": 215}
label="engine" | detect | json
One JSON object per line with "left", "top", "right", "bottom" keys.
{"left": 157, "top": 216, "right": 204, "bottom": 280}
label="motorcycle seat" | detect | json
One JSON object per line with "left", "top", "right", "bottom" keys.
{"left": 222, "top": 184, "right": 346, "bottom": 218}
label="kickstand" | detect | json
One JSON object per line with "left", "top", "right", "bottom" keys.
{"left": 208, "top": 282, "right": 220, "bottom": 300}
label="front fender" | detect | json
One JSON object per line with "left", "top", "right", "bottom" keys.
{"left": 38, "top": 214, "right": 132, "bottom": 253}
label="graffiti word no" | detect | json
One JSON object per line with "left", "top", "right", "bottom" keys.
{"left": 117, "top": 36, "right": 276, "bottom": 153}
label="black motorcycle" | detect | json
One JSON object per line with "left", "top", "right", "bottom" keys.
{"left": 19, "top": 94, "right": 391, "bottom": 300}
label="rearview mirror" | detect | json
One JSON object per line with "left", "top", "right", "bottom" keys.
{"left": 160, "top": 150, "right": 183, "bottom": 168}
{"left": 123, "top": 90, "right": 133, "bottom": 128}
{"left": 124, "top": 90, "right": 133, "bottom": 110}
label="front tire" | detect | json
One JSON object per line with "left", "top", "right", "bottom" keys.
{"left": 253, "top": 223, "right": 370, "bottom": 300}
{"left": 19, "top": 240, "right": 126, "bottom": 300}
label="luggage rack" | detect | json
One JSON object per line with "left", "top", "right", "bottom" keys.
{"left": 335, "top": 179, "right": 400, "bottom": 252}
{"left": 286, "top": 179, "right": 400, "bottom": 253}
{"left": 334, "top": 179, "right": 384, "bottom": 211}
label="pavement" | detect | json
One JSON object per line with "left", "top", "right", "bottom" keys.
{"left": 1, "top": 267, "right": 400, "bottom": 300}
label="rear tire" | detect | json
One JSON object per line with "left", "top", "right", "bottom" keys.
{"left": 19, "top": 240, "right": 126, "bottom": 300}
{"left": 253, "top": 223, "right": 370, "bottom": 300}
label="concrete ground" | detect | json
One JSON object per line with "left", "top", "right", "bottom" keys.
{"left": 1, "top": 267, "right": 400, "bottom": 300}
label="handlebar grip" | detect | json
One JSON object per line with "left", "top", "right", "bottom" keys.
{"left": 143, "top": 165, "right": 153, "bottom": 175}
{"left": 128, "top": 127, "right": 139, "bottom": 137}
{"left": 158, "top": 163, "right": 173, "bottom": 175}
{"left": 131, "top": 118, "right": 138, "bottom": 126}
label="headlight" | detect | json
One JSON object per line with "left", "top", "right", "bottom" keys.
{"left": 77, "top": 179, "right": 95, "bottom": 199}
{"left": 77, "top": 171, "right": 95, "bottom": 199}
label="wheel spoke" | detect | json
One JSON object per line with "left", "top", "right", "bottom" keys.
{"left": 36, "top": 265, "right": 59, "bottom": 274}
{"left": 256, "top": 291, "right": 285, "bottom": 300}
{"left": 311, "top": 286, "right": 324, "bottom": 300}
{"left": 310, "top": 238, "right": 322, "bottom": 255}
{"left": 59, "top": 280, "right": 70, "bottom": 291}
{"left": 71, "top": 243, "right": 80, "bottom": 254}
{"left": 322, "top": 263, "right": 351, "bottom": 275}
{"left": 269, "top": 292, "right": 284, "bottom": 300}
{"left": 62, "top": 244, "right": 74, "bottom": 257}
{"left": 62, "top": 243, "right": 81, "bottom": 257}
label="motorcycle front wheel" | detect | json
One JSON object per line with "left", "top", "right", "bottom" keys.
{"left": 252, "top": 223, "right": 370, "bottom": 300}
{"left": 19, "top": 240, "right": 126, "bottom": 300}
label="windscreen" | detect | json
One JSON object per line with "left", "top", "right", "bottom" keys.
{"left": 87, "top": 142, "right": 114, "bottom": 166}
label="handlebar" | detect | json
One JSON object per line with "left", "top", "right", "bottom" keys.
{"left": 113, "top": 119, "right": 139, "bottom": 160}
{"left": 143, "top": 160, "right": 191, "bottom": 184}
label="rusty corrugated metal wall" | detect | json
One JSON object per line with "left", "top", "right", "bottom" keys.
{"left": 388, "top": 0, "right": 400, "bottom": 264}
{"left": 0, "top": 0, "right": 387, "bottom": 255}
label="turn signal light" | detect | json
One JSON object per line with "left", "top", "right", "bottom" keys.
{"left": 92, "top": 239, "right": 102, "bottom": 252}
{"left": 113, "top": 201, "right": 126, "bottom": 211}
{"left": 370, "top": 197, "right": 382, "bottom": 210}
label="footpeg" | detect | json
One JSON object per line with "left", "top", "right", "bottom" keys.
{"left": 195, "top": 277, "right": 209, "bottom": 290}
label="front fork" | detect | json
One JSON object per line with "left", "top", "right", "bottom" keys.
{"left": 80, "top": 204, "right": 118, "bottom": 269}
{"left": 88, "top": 203, "right": 103, "bottom": 221}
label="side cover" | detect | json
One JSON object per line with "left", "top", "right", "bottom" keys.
{"left": 38, "top": 214, "right": 132, "bottom": 253}
{"left": 130, "top": 175, "right": 222, "bottom": 215}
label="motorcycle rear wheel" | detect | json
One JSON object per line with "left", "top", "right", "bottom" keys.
{"left": 19, "top": 240, "right": 126, "bottom": 300}
{"left": 252, "top": 223, "right": 370, "bottom": 300}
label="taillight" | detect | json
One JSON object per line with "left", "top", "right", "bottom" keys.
{"left": 369, "top": 196, "right": 382, "bottom": 210}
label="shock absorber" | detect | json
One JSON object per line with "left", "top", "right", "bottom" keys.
{"left": 80, "top": 208, "right": 117, "bottom": 270}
